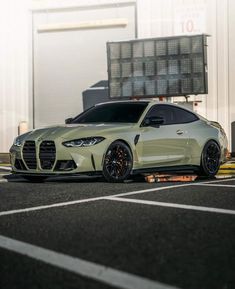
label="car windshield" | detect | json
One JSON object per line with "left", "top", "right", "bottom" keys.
{"left": 71, "top": 102, "right": 148, "bottom": 124}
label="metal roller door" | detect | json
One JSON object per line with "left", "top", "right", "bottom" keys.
{"left": 32, "top": 2, "right": 136, "bottom": 127}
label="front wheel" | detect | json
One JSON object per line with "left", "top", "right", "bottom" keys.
{"left": 200, "top": 140, "right": 221, "bottom": 177}
{"left": 103, "top": 141, "right": 133, "bottom": 182}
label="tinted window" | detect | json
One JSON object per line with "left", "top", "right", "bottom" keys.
{"left": 173, "top": 106, "right": 199, "bottom": 123}
{"left": 145, "top": 104, "right": 198, "bottom": 125}
{"left": 71, "top": 102, "right": 148, "bottom": 124}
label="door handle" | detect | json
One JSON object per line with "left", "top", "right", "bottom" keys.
{"left": 176, "top": 129, "right": 184, "bottom": 135}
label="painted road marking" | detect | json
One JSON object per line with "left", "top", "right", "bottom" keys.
{"left": 201, "top": 178, "right": 235, "bottom": 184}
{"left": 0, "top": 235, "right": 181, "bottom": 289}
{"left": 0, "top": 183, "right": 192, "bottom": 217}
{"left": 0, "top": 196, "right": 107, "bottom": 217}
{"left": 107, "top": 183, "right": 191, "bottom": 198}
{"left": 105, "top": 197, "right": 235, "bottom": 216}
{"left": 0, "top": 178, "right": 234, "bottom": 217}
{"left": 193, "top": 183, "right": 235, "bottom": 188}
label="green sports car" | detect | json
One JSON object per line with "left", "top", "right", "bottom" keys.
{"left": 10, "top": 100, "right": 228, "bottom": 182}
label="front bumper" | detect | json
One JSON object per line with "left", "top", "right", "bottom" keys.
{"left": 10, "top": 139, "right": 107, "bottom": 175}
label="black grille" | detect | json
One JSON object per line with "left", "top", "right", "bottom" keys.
{"left": 22, "top": 141, "right": 37, "bottom": 169}
{"left": 54, "top": 160, "right": 77, "bottom": 171}
{"left": 39, "top": 141, "right": 56, "bottom": 170}
{"left": 14, "top": 159, "right": 27, "bottom": 170}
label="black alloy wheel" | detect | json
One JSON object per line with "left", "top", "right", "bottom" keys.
{"left": 200, "top": 140, "right": 221, "bottom": 177}
{"left": 103, "top": 141, "right": 133, "bottom": 182}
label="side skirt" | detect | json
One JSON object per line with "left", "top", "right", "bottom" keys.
{"left": 131, "top": 165, "right": 200, "bottom": 175}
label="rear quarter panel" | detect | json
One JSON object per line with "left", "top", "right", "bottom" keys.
{"left": 188, "top": 120, "right": 227, "bottom": 165}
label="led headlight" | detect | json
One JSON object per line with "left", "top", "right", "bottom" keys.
{"left": 13, "top": 137, "right": 23, "bottom": 147}
{"left": 62, "top": 137, "right": 105, "bottom": 147}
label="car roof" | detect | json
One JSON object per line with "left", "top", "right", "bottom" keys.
{"left": 95, "top": 99, "right": 207, "bottom": 121}
{"left": 95, "top": 99, "right": 195, "bottom": 112}
{"left": 95, "top": 99, "right": 151, "bottom": 105}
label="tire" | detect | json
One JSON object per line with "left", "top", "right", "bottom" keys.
{"left": 199, "top": 140, "right": 221, "bottom": 177}
{"left": 22, "top": 176, "right": 48, "bottom": 183}
{"left": 103, "top": 141, "right": 133, "bottom": 182}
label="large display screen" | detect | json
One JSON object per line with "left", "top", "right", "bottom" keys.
{"left": 107, "top": 34, "right": 208, "bottom": 98}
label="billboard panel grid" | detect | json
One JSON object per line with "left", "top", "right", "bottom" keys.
{"left": 107, "top": 34, "right": 208, "bottom": 98}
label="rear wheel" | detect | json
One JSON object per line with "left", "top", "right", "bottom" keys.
{"left": 200, "top": 140, "right": 221, "bottom": 177}
{"left": 22, "top": 176, "right": 48, "bottom": 183}
{"left": 103, "top": 141, "right": 133, "bottom": 182}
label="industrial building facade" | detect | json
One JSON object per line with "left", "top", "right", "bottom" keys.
{"left": 0, "top": 0, "right": 234, "bottom": 153}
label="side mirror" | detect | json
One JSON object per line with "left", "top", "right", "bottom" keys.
{"left": 143, "top": 116, "right": 165, "bottom": 127}
{"left": 65, "top": 117, "right": 73, "bottom": 124}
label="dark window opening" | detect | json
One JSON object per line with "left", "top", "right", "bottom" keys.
{"left": 71, "top": 102, "right": 148, "bottom": 124}
{"left": 144, "top": 104, "right": 199, "bottom": 125}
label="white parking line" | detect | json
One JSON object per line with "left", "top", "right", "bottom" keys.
{"left": 201, "top": 178, "right": 235, "bottom": 184}
{"left": 0, "top": 196, "right": 106, "bottom": 217}
{"left": 108, "top": 183, "right": 191, "bottom": 198}
{"left": 0, "top": 235, "right": 181, "bottom": 289}
{"left": 193, "top": 183, "right": 235, "bottom": 188}
{"left": 0, "top": 178, "right": 234, "bottom": 217}
{"left": 0, "top": 183, "right": 191, "bottom": 217}
{"left": 105, "top": 197, "right": 235, "bottom": 216}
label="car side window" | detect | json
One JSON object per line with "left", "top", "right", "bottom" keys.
{"left": 144, "top": 104, "right": 198, "bottom": 125}
{"left": 145, "top": 105, "right": 172, "bottom": 125}
{"left": 172, "top": 106, "right": 199, "bottom": 124}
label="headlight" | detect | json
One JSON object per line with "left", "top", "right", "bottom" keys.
{"left": 13, "top": 137, "right": 23, "bottom": 147}
{"left": 62, "top": 137, "right": 105, "bottom": 147}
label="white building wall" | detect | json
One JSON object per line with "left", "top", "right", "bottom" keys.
{"left": 0, "top": 0, "right": 235, "bottom": 152}
{"left": 228, "top": 0, "right": 235, "bottom": 151}
{"left": 0, "top": 0, "right": 30, "bottom": 152}
{"left": 0, "top": 0, "right": 136, "bottom": 153}
{"left": 137, "top": 0, "right": 234, "bottom": 149}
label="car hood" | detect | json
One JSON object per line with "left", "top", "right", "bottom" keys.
{"left": 22, "top": 123, "right": 136, "bottom": 141}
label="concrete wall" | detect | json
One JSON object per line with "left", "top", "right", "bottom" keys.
{"left": 0, "top": 0, "right": 235, "bottom": 152}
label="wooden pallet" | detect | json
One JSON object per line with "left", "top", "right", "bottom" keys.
{"left": 145, "top": 174, "right": 198, "bottom": 183}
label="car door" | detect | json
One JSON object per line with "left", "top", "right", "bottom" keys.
{"left": 136, "top": 104, "right": 196, "bottom": 168}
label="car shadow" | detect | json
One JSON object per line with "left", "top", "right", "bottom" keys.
{"left": 3, "top": 173, "right": 148, "bottom": 184}
{"left": 3, "top": 173, "right": 227, "bottom": 184}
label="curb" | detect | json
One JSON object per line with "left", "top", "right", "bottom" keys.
{"left": 0, "top": 166, "right": 11, "bottom": 172}
{"left": 218, "top": 162, "right": 235, "bottom": 174}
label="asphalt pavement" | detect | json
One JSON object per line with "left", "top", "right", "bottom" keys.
{"left": 0, "top": 172, "right": 235, "bottom": 289}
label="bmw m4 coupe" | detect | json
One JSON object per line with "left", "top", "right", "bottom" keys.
{"left": 10, "top": 100, "right": 228, "bottom": 182}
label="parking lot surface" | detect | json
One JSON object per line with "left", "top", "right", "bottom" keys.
{"left": 0, "top": 173, "right": 235, "bottom": 289}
